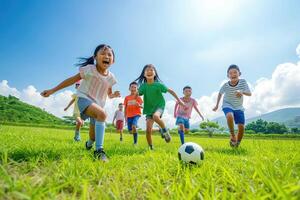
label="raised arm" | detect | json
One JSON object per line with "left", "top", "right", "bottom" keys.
{"left": 168, "top": 88, "right": 184, "bottom": 106}
{"left": 194, "top": 105, "right": 204, "bottom": 121}
{"left": 41, "top": 73, "right": 81, "bottom": 97}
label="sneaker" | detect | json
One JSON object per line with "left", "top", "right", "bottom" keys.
{"left": 120, "top": 137, "right": 123, "bottom": 142}
{"left": 149, "top": 145, "right": 154, "bottom": 150}
{"left": 159, "top": 128, "right": 165, "bottom": 138}
{"left": 162, "top": 130, "right": 171, "bottom": 143}
{"left": 94, "top": 149, "right": 109, "bottom": 162}
{"left": 85, "top": 141, "right": 93, "bottom": 150}
{"left": 74, "top": 136, "right": 81, "bottom": 142}
{"left": 235, "top": 140, "right": 241, "bottom": 147}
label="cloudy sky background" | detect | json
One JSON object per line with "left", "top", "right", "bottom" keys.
{"left": 1, "top": 0, "right": 300, "bottom": 128}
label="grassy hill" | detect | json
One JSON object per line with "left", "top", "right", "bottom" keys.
{"left": 0, "top": 95, "right": 66, "bottom": 125}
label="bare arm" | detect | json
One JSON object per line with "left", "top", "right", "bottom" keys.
{"left": 213, "top": 93, "right": 223, "bottom": 111}
{"left": 243, "top": 92, "right": 252, "bottom": 96}
{"left": 64, "top": 98, "right": 75, "bottom": 111}
{"left": 194, "top": 105, "right": 204, "bottom": 121}
{"left": 41, "top": 73, "right": 81, "bottom": 97}
{"left": 168, "top": 88, "right": 184, "bottom": 106}
{"left": 108, "top": 87, "right": 121, "bottom": 99}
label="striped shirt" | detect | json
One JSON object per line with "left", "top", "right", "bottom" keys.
{"left": 219, "top": 79, "right": 250, "bottom": 111}
{"left": 77, "top": 64, "right": 117, "bottom": 107}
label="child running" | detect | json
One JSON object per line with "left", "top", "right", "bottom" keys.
{"left": 135, "top": 64, "right": 184, "bottom": 150}
{"left": 174, "top": 86, "right": 204, "bottom": 145}
{"left": 213, "top": 64, "right": 251, "bottom": 147}
{"left": 124, "top": 82, "right": 143, "bottom": 145}
{"left": 41, "top": 44, "right": 120, "bottom": 162}
{"left": 64, "top": 80, "right": 84, "bottom": 141}
{"left": 112, "top": 103, "right": 125, "bottom": 142}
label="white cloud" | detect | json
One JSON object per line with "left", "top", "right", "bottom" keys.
{"left": 297, "top": 43, "right": 300, "bottom": 58}
{"left": 1, "top": 44, "right": 300, "bottom": 129}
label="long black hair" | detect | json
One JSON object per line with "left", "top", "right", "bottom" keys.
{"left": 76, "top": 44, "right": 115, "bottom": 67}
{"left": 134, "top": 64, "right": 162, "bottom": 85}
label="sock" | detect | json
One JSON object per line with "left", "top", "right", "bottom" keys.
{"left": 87, "top": 139, "right": 94, "bottom": 147}
{"left": 74, "top": 130, "right": 80, "bottom": 138}
{"left": 95, "top": 121, "right": 105, "bottom": 151}
{"left": 178, "top": 130, "right": 185, "bottom": 144}
{"left": 149, "top": 144, "right": 153, "bottom": 150}
{"left": 161, "top": 128, "right": 167, "bottom": 133}
{"left": 133, "top": 133, "right": 138, "bottom": 144}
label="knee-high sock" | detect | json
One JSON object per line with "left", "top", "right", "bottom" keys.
{"left": 95, "top": 121, "right": 105, "bottom": 150}
{"left": 133, "top": 133, "right": 138, "bottom": 144}
{"left": 178, "top": 130, "right": 185, "bottom": 144}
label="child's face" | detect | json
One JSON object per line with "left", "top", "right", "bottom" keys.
{"left": 183, "top": 88, "right": 192, "bottom": 97}
{"left": 228, "top": 69, "right": 240, "bottom": 82}
{"left": 144, "top": 66, "right": 156, "bottom": 80}
{"left": 130, "top": 84, "right": 138, "bottom": 94}
{"left": 95, "top": 47, "right": 114, "bottom": 70}
{"left": 118, "top": 104, "right": 123, "bottom": 110}
{"left": 75, "top": 84, "right": 80, "bottom": 89}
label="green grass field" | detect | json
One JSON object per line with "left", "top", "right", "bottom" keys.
{"left": 0, "top": 125, "right": 299, "bottom": 200}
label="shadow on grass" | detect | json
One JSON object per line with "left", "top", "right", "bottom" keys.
{"left": 1, "top": 149, "right": 62, "bottom": 163}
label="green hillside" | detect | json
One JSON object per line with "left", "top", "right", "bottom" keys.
{"left": 0, "top": 95, "right": 66, "bottom": 125}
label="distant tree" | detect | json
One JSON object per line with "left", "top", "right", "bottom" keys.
{"left": 200, "top": 121, "right": 220, "bottom": 137}
{"left": 265, "top": 122, "right": 288, "bottom": 134}
{"left": 291, "top": 127, "right": 299, "bottom": 134}
{"left": 246, "top": 119, "right": 268, "bottom": 133}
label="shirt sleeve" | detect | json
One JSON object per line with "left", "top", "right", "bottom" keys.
{"left": 242, "top": 79, "right": 251, "bottom": 93}
{"left": 108, "top": 73, "right": 117, "bottom": 87}
{"left": 138, "top": 84, "right": 145, "bottom": 95}
{"left": 123, "top": 97, "right": 128, "bottom": 106}
{"left": 79, "top": 65, "right": 91, "bottom": 79}
{"left": 159, "top": 83, "right": 168, "bottom": 93}
{"left": 193, "top": 99, "right": 198, "bottom": 107}
{"left": 219, "top": 83, "right": 227, "bottom": 94}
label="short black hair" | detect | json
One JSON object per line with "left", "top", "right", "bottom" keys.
{"left": 118, "top": 103, "right": 123, "bottom": 106}
{"left": 227, "top": 64, "right": 241, "bottom": 75}
{"left": 129, "top": 81, "right": 138, "bottom": 88}
{"left": 183, "top": 86, "right": 192, "bottom": 91}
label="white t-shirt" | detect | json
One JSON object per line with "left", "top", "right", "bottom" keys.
{"left": 77, "top": 64, "right": 117, "bottom": 107}
{"left": 114, "top": 110, "right": 124, "bottom": 121}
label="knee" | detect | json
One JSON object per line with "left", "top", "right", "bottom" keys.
{"left": 226, "top": 113, "right": 233, "bottom": 120}
{"left": 132, "top": 125, "right": 137, "bottom": 132}
{"left": 153, "top": 114, "right": 160, "bottom": 121}
{"left": 179, "top": 124, "right": 184, "bottom": 131}
{"left": 95, "top": 112, "right": 107, "bottom": 121}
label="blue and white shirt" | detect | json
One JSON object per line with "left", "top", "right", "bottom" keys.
{"left": 219, "top": 79, "right": 251, "bottom": 111}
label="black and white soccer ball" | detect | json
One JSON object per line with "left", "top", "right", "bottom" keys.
{"left": 178, "top": 142, "right": 204, "bottom": 164}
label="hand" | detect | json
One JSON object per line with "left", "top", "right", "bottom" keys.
{"left": 112, "top": 91, "right": 121, "bottom": 98}
{"left": 212, "top": 105, "right": 218, "bottom": 112}
{"left": 40, "top": 89, "right": 55, "bottom": 97}
{"left": 235, "top": 90, "right": 243, "bottom": 98}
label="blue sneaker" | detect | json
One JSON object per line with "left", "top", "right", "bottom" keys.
{"left": 161, "top": 130, "right": 171, "bottom": 143}
{"left": 74, "top": 136, "right": 81, "bottom": 142}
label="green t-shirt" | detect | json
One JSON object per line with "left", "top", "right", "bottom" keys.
{"left": 138, "top": 82, "right": 168, "bottom": 115}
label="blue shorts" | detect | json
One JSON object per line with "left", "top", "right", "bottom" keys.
{"left": 127, "top": 115, "right": 140, "bottom": 131}
{"left": 222, "top": 107, "right": 245, "bottom": 125}
{"left": 176, "top": 117, "right": 190, "bottom": 129}
{"left": 77, "top": 97, "right": 96, "bottom": 125}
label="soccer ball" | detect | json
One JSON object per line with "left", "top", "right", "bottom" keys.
{"left": 178, "top": 142, "right": 204, "bottom": 164}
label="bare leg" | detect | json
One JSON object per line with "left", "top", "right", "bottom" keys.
{"left": 237, "top": 124, "right": 245, "bottom": 141}
{"left": 146, "top": 119, "right": 154, "bottom": 146}
{"left": 226, "top": 113, "right": 236, "bottom": 141}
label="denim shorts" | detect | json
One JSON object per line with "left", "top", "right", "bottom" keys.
{"left": 127, "top": 115, "right": 140, "bottom": 131}
{"left": 176, "top": 116, "right": 190, "bottom": 129}
{"left": 77, "top": 97, "right": 96, "bottom": 125}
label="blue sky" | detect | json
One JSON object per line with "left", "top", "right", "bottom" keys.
{"left": 1, "top": 0, "right": 300, "bottom": 100}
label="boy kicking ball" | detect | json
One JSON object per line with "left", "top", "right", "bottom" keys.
{"left": 213, "top": 64, "right": 251, "bottom": 147}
